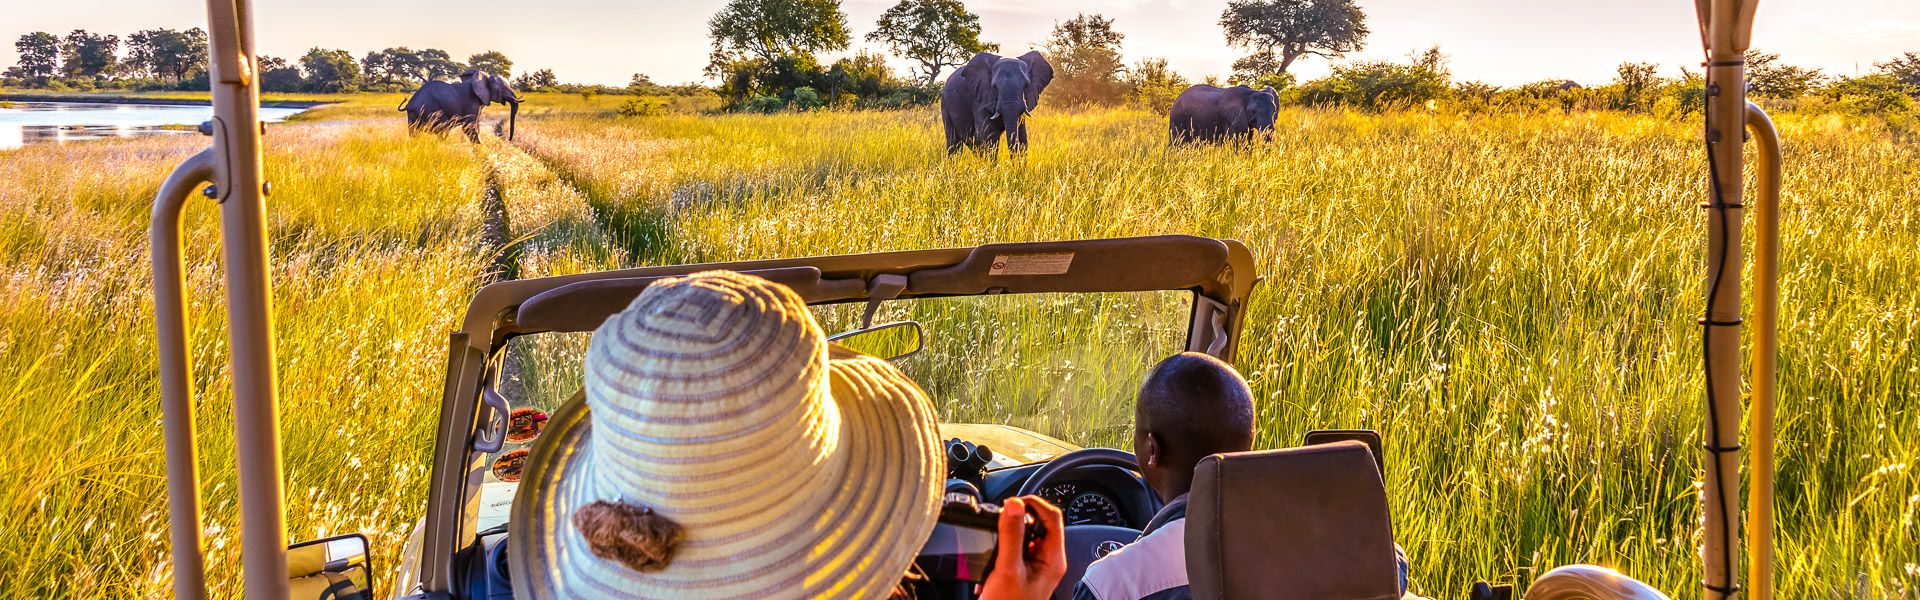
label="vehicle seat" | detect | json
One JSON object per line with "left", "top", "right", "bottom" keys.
{"left": 1185, "top": 441, "right": 1402, "bottom": 600}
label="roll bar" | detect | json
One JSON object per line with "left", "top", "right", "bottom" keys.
{"left": 1695, "top": 1, "right": 1767, "bottom": 599}
{"left": 155, "top": 0, "right": 286, "bottom": 598}
{"left": 153, "top": 0, "right": 1781, "bottom": 598}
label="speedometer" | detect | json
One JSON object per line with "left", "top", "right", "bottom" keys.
{"left": 1038, "top": 483, "right": 1079, "bottom": 507}
{"left": 1065, "top": 492, "right": 1124, "bottom": 526}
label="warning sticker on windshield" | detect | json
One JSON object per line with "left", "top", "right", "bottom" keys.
{"left": 989, "top": 252, "right": 1074, "bottom": 276}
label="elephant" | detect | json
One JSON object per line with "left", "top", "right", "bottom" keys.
{"left": 940, "top": 51, "right": 1054, "bottom": 154}
{"left": 400, "top": 69, "right": 520, "bottom": 142}
{"left": 1168, "top": 84, "right": 1279, "bottom": 144}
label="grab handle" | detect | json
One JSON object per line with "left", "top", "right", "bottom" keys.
{"left": 1744, "top": 100, "right": 1782, "bottom": 600}
{"left": 153, "top": 147, "right": 218, "bottom": 600}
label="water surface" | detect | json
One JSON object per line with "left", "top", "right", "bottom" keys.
{"left": 0, "top": 101, "right": 306, "bottom": 149}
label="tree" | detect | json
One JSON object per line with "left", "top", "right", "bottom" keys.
{"left": 1874, "top": 51, "right": 1920, "bottom": 89}
{"left": 259, "top": 55, "right": 304, "bottom": 92}
{"left": 360, "top": 48, "right": 403, "bottom": 85}
{"left": 1124, "top": 57, "right": 1188, "bottom": 113}
{"left": 60, "top": 30, "right": 120, "bottom": 79}
{"left": 467, "top": 50, "right": 512, "bottom": 78}
{"left": 514, "top": 68, "right": 558, "bottom": 91}
{"left": 148, "top": 28, "right": 207, "bottom": 82}
{"left": 1613, "top": 61, "right": 1662, "bottom": 111}
{"left": 1746, "top": 50, "right": 1826, "bottom": 98}
{"left": 417, "top": 49, "right": 464, "bottom": 81}
{"left": 124, "top": 30, "right": 161, "bottom": 79}
{"left": 299, "top": 47, "right": 361, "bottom": 93}
{"left": 826, "top": 51, "right": 900, "bottom": 102}
{"left": 706, "top": 0, "right": 850, "bottom": 76}
{"left": 629, "top": 73, "right": 669, "bottom": 95}
{"left": 1220, "top": 0, "right": 1368, "bottom": 78}
{"left": 124, "top": 28, "right": 207, "bottom": 82}
{"left": 1044, "top": 13, "right": 1129, "bottom": 107}
{"left": 867, "top": 0, "right": 997, "bottom": 85}
{"left": 13, "top": 32, "right": 61, "bottom": 81}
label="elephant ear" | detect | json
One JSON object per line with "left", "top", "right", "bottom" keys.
{"left": 1263, "top": 86, "right": 1277, "bottom": 98}
{"left": 471, "top": 72, "right": 494, "bottom": 104}
{"left": 1017, "top": 51, "right": 1053, "bottom": 111}
{"left": 491, "top": 75, "right": 515, "bottom": 103}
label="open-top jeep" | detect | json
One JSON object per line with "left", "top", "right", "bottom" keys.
{"left": 152, "top": 1, "right": 1781, "bottom": 598}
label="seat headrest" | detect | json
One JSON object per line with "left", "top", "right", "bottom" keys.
{"left": 1185, "top": 441, "right": 1401, "bottom": 600}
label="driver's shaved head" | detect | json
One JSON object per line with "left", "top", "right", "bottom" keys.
{"left": 1133, "top": 352, "right": 1256, "bottom": 499}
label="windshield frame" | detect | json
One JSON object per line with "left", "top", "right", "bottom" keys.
{"left": 410, "top": 235, "right": 1258, "bottom": 593}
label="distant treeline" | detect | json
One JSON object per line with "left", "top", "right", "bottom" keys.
{"left": 2, "top": 29, "right": 707, "bottom": 98}
{"left": 8, "top": 0, "right": 1920, "bottom": 119}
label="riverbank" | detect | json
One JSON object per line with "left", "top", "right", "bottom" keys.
{"left": 0, "top": 91, "right": 332, "bottom": 108}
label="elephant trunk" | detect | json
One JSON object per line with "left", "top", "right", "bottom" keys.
{"left": 999, "top": 96, "right": 1028, "bottom": 152}
{"left": 507, "top": 98, "right": 519, "bottom": 141}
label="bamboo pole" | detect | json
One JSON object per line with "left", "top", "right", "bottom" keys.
{"left": 1696, "top": 1, "right": 1758, "bottom": 599}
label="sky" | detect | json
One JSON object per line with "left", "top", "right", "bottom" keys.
{"left": 5, "top": 0, "right": 1919, "bottom": 87}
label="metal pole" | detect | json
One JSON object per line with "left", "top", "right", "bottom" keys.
{"left": 1744, "top": 102, "right": 1782, "bottom": 600}
{"left": 203, "top": 0, "right": 289, "bottom": 598}
{"left": 1697, "top": 1, "right": 1758, "bottom": 598}
{"left": 153, "top": 148, "right": 217, "bottom": 600}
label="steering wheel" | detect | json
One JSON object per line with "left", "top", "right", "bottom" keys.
{"left": 1015, "top": 448, "right": 1158, "bottom": 600}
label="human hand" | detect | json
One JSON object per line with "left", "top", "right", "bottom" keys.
{"left": 978, "top": 496, "right": 1067, "bottom": 600}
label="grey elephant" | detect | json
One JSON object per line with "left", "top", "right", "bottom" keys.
{"left": 1168, "top": 84, "right": 1278, "bottom": 144}
{"left": 940, "top": 51, "right": 1054, "bottom": 154}
{"left": 399, "top": 69, "right": 521, "bottom": 142}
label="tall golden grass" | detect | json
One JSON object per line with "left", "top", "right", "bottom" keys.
{"left": 0, "top": 117, "right": 488, "bottom": 595}
{"left": 0, "top": 96, "right": 1911, "bottom": 597}
{"left": 509, "top": 105, "right": 1918, "bottom": 596}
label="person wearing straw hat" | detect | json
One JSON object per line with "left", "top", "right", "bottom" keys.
{"left": 509, "top": 270, "right": 1067, "bottom": 599}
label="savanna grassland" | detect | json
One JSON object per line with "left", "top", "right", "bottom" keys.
{"left": 0, "top": 92, "right": 1914, "bottom": 597}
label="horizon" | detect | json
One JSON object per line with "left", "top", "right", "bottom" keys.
{"left": 6, "top": 0, "right": 1919, "bottom": 88}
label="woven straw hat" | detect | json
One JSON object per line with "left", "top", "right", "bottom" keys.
{"left": 509, "top": 271, "right": 943, "bottom": 598}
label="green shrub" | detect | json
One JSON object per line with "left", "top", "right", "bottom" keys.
{"left": 1287, "top": 48, "right": 1450, "bottom": 111}
{"left": 791, "top": 86, "right": 824, "bottom": 111}
{"left": 616, "top": 97, "right": 669, "bottom": 117}
{"left": 1821, "top": 73, "right": 1916, "bottom": 116}
{"left": 743, "top": 95, "right": 787, "bottom": 114}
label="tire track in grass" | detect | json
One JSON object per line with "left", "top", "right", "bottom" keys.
{"left": 471, "top": 134, "right": 620, "bottom": 411}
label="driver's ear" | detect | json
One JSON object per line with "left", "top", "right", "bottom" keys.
{"left": 1141, "top": 432, "right": 1161, "bottom": 468}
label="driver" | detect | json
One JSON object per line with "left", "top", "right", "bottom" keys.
{"left": 1071, "top": 352, "right": 1254, "bottom": 600}
{"left": 1072, "top": 353, "right": 1414, "bottom": 600}
{"left": 505, "top": 271, "right": 1066, "bottom": 599}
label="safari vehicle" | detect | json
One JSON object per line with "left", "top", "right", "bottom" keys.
{"left": 154, "top": 0, "right": 1780, "bottom": 599}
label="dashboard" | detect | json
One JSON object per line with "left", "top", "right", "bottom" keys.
{"left": 936, "top": 429, "right": 1159, "bottom": 530}
{"left": 1037, "top": 481, "right": 1127, "bottom": 526}
{"left": 972, "top": 461, "right": 1159, "bottom": 530}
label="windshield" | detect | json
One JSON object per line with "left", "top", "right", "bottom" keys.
{"left": 495, "top": 289, "right": 1194, "bottom": 453}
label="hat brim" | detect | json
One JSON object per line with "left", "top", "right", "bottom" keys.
{"left": 510, "top": 344, "right": 942, "bottom": 599}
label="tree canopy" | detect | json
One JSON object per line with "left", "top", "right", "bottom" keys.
{"left": 299, "top": 47, "right": 361, "bottom": 93}
{"left": 867, "top": 0, "right": 997, "bottom": 85}
{"left": 515, "top": 68, "right": 559, "bottom": 91}
{"left": 11, "top": 32, "right": 61, "bottom": 80}
{"left": 1746, "top": 50, "right": 1827, "bottom": 98}
{"left": 1874, "top": 51, "right": 1920, "bottom": 89}
{"left": 706, "top": 0, "right": 850, "bottom": 76}
{"left": 1124, "top": 57, "right": 1188, "bottom": 113}
{"left": 1220, "top": 0, "right": 1368, "bottom": 78}
{"left": 468, "top": 51, "right": 513, "bottom": 78}
{"left": 124, "top": 28, "right": 208, "bottom": 82}
{"left": 60, "top": 30, "right": 119, "bottom": 79}
{"left": 1044, "top": 13, "right": 1128, "bottom": 107}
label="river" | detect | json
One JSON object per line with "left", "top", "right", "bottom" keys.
{"left": 0, "top": 101, "right": 308, "bottom": 150}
